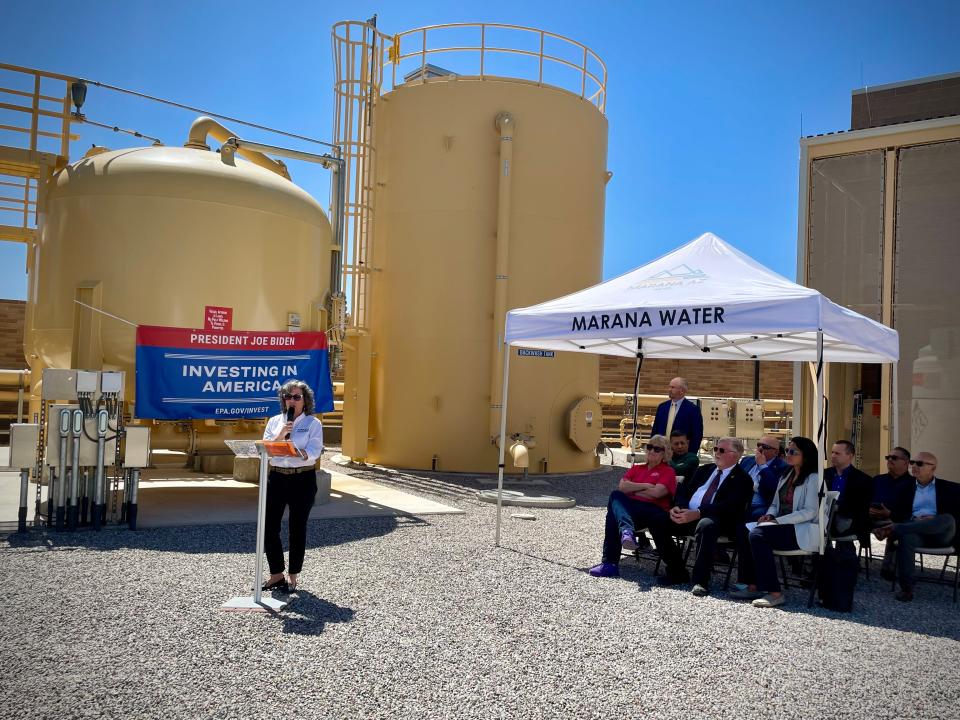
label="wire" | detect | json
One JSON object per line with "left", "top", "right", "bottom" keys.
{"left": 80, "top": 116, "right": 162, "bottom": 145}
{"left": 80, "top": 77, "right": 340, "bottom": 150}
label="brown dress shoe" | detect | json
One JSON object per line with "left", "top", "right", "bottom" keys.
{"left": 895, "top": 588, "right": 914, "bottom": 602}
{"left": 873, "top": 525, "right": 895, "bottom": 541}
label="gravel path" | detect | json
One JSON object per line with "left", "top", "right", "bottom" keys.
{"left": 1, "top": 457, "right": 958, "bottom": 720}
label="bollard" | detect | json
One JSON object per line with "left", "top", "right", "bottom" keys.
{"left": 127, "top": 469, "right": 140, "bottom": 530}
{"left": 18, "top": 468, "right": 29, "bottom": 533}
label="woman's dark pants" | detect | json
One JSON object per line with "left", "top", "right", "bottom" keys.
{"left": 602, "top": 490, "right": 669, "bottom": 563}
{"left": 264, "top": 469, "right": 318, "bottom": 575}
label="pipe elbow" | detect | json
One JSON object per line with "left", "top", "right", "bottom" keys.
{"left": 495, "top": 111, "right": 514, "bottom": 136}
{"left": 509, "top": 441, "right": 529, "bottom": 469}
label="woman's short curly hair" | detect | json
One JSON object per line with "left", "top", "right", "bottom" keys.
{"left": 277, "top": 379, "right": 316, "bottom": 416}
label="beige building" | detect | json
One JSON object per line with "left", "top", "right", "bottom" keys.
{"left": 797, "top": 72, "right": 960, "bottom": 476}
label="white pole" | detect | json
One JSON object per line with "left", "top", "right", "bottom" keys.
{"left": 815, "top": 329, "right": 826, "bottom": 554}
{"left": 891, "top": 361, "right": 899, "bottom": 447}
{"left": 253, "top": 446, "right": 270, "bottom": 604}
{"left": 494, "top": 341, "right": 512, "bottom": 547}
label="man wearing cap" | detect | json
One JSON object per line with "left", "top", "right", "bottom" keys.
{"left": 739, "top": 434, "right": 787, "bottom": 521}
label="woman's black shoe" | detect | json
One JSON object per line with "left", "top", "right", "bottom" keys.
{"left": 261, "top": 578, "right": 289, "bottom": 593}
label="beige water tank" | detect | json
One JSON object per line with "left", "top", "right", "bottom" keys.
{"left": 366, "top": 76, "right": 607, "bottom": 473}
{"left": 27, "top": 145, "right": 332, "bottom": 406}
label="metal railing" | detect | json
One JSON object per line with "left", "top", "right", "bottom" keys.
{"left": 383, "top": 23, "right": 607, "bottom": 113}
{"left": 0, "top": 63, "right": 76, "bottom": 239}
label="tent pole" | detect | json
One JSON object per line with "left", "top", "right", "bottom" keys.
{"left": 494, "top": 341, "right": 512, "bottom": 547}
{"left": 629, "top": 339, "right": 643, "bottom": 463}
{"left": 891, "top": 361, "right": 899, "bottom": 447}
{"left": 815, "top": 329, "right": 826, "bottom": 554}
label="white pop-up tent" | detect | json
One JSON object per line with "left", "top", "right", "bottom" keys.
{"left": 494, "top": 232, "right": 900, "bottom": 549}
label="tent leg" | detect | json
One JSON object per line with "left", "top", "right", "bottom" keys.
{"left": 892, "top": 361, "right": 899, "bottom": 447}
{"left": 494, "top": 343, "right": 512, "bottom": 547}
{"left": 629, "top": 339, "right": 643, "bottom": 463}
{"left": 815, "top": 329, "right": 826, "bottom": 554}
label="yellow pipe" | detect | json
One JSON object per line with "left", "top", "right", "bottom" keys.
{"left": 489, "top": 112, "right": 514, "bottom": 441}
{"left": 0, "top": 369, "right": 29, "bottom": 387}
{"left": 184, "top": 116, "right": 290, "bottom": 180}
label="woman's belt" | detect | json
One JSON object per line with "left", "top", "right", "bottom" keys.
{"left": 270, "top": 465, "right": 316, "bottom": 475}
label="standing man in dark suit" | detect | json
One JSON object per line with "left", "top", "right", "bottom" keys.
{"left": 739, "top": 434, "right": 787, "bottom": 521}
{"left": 649, "top": 436, "right": 753, "bottom": 596}
{"left": 874, "top": 451, "right": 959, "bottom": 601}
{"left": 824, "top": 440, "right": 873, "bottom": 543}
{"left": 651, "top": 377, "right": 703, "bottom": 457}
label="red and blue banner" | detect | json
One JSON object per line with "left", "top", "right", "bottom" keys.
{"left": 135, "top": 325, "right": 334, "bottom": 420}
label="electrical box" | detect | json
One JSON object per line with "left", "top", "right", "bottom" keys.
{"left": 76, "top": 371, "right": 98, "bottom": 393}
{"left": 9, "top": 423, "right": 40, "bottom": 469}
{"left": 734, "top": 400, "right": 765, "bottom": 441}
{"left": 100, "top": 372, "right": 124, "bottom": 394}
{"left": 702, "top": 399, "right": 732, "bottom": 440}
{"left": 123, "top": 426, "right": 151, "bottom": 468}
{"left": 41, "top": 369, "right": 79, "bottom": 401}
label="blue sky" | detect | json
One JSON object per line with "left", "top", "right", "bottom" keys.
{"left": 2, "top": 1, "right": 958, "bottom": 301}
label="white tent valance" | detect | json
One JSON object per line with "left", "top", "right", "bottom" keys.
{"left": 505, "top": 232, "right": 898, "bottom": 363}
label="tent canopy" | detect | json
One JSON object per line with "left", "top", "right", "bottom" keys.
{"left": 504, "top": 233, "right": 898, "bottom": 363}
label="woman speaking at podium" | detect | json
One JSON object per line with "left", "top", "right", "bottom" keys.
{"left": 261, "top": 379, "right": 325, "bottom": 592}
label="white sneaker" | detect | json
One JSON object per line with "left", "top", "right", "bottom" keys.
{"left": 752, "top": 593, "right": 786, "bottom": 608}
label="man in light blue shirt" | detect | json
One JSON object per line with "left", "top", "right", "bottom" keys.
{"left": 874, "top": 451, "right": 960, "bottom": 601}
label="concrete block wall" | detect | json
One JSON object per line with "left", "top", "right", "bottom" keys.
{"left": 599, "top": 356, "right": 794, "bottom": 400}
{"left": 0, "top": 300, "right": 26, "bottom": 370}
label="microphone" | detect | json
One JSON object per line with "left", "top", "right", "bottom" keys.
{"left": 284, "top": 406, "right": 295, "bottom": 439}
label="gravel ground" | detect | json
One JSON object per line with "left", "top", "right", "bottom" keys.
{"left": 1, "top": 454, "right": 958, "bottom": 720}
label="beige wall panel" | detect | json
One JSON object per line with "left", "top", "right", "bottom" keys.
{"left": 368, "top": 78, "right": 607, "bottom": 472}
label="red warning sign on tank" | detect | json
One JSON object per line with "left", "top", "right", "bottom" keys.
{"left": 204, "top": 306, "right": 233, "bottom": 331}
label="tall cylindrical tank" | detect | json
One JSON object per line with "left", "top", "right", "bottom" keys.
{"left": 28, "top": 145, "right": 332, "bottom": 407}
{"left": 367, "top": 76, "right": 607, "bottom": 473}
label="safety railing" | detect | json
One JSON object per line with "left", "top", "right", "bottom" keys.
{"left": 0, "top": 63, "right": 75, "bottom": 239}
{"left": 382, "top": 23, "right": 607, "bottom": 113}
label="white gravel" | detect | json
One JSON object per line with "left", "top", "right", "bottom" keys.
{"left": 1, "top": 458, "right": 958, "bottom": 720}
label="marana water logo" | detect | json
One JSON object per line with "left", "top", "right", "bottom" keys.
{"left": 631, "top": 264, "right": 708, "bottom": 289}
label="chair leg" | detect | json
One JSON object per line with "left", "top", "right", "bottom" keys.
{"left": 778, "top": 556, "right": 790, "bottom": 590}
{"left": 723, "top": 547, "right": 738, "bottom": 591}
{"left": 861, "top": 542, "right": 871, "bottom": 580}
{"left": 807, "top": 555, "right": 820, "bottom": 608}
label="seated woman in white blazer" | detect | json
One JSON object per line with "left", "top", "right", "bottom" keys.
{"left": 730, "top": 435, "right": 821, "bottom": 608}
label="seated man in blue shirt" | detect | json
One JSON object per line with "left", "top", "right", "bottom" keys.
{"left": 869, "top": 447, "right": 912, "bottom": 527}
{"left": 874, "top": 451, "right": 960, "bottom": 601}
{"left": 739, "top": 434, "right": 786, "bottom": 521}
{"left": 824, "top": 440, "right": 873, "bottom": 544}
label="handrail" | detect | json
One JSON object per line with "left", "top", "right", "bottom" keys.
{"left": 382, "top": 22, "right": 607, "bottom": 113}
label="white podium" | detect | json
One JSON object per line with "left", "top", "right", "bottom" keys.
{"left": 220, "top": 439, "right": 298, "bottom": 612}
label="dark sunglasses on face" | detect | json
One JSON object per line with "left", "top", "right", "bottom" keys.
{"left": 909, "top": 460, "right": 932, "bottom": 467}
{"left": 712, "top": 447, "right": 729, "bottom": 454}
{"left": 785, "top": 448, "right": 801, "bottom": 456}
{"left": 283, "top": 393, "right": 303, "bottom": 401}
{"left": 757, "top": 443, "right": 775, "bottom": 452}
{"left": 645, "top": 445, "right": 665, "bottom": 453}
{"left": 885, "top": 455, "right": 907, "bottom": 462}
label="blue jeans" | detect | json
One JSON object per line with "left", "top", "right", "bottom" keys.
{"left": 736, "top": 523, "right": 801, "bottom": 593}
{"left": 602, "top": 491, "right": 669, "bottom": 563}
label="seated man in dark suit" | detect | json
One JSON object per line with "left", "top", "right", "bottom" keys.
{"left": 874, "top": 451, "right": 960, "bottom": 601}
{"left": 649, "top": 436, "right": 753, "bottom": 596}
{"left": 825, "top": 440, "right": 872, "bottom": 544}
{"left": 651, "top": 377, "right": 703, "bottom": 457}
{"left": 870, "top": 447, "right": 912, "bottom": 527}
{"left": 668, "top": 431, "right": 699, "bottom": 481}
{"left": 739, "top": 434, "right": 787, "bottom": 521}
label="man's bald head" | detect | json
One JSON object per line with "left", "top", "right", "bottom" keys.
{"left": 911, "top": 451, "right": 938, "bottom": 485}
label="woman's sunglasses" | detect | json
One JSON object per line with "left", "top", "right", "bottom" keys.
{"left": 785, "top": 448, "right": 801, "bottom": 456}
{"left": 645, "top": 445, "right": 665, "bottom": 453}
{"left": 283, "top": 393, "right": 303, "bottom": 401}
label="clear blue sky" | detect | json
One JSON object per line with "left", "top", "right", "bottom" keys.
{"left": 2, "top": 1, "right": 958, "bottom": 301}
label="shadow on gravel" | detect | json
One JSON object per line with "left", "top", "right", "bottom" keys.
{"left": 0, "top": 513, "right": 429, "bottom": 555}
{"left": 278, "top": 590, "right": 355, "bottom": 635}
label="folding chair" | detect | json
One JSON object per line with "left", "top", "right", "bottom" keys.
{"left": 772, "top": 491, "right": 838, "bottom": 608}
{"left": 886, "top": 541, "right": 959, "bottom": 603}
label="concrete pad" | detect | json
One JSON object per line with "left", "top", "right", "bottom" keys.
{"left": 0, "top": 456, "right": 463, "bottom": 529}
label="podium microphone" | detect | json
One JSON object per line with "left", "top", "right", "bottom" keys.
{"left": 284, "top": 406, "right": 295, "bottom": 439}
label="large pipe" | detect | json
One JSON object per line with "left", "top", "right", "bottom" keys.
{"left": 489, "top": 112, "right": 515, "bottom": 442}
{"left": 184, "top": 116, "right": 291, "bottom": 180}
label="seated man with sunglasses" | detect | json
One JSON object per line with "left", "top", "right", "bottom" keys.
{"left": 873, "top": 451, "right": 960, "bottom": 601}
{"left": 740, "top": 435, "right": 787, "bottom": 521}
{"left": 649, "top": 437, "right": 753, "bottom": 594}
{"left": 589, "top": 435, "right": 677, "bottom": 578}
